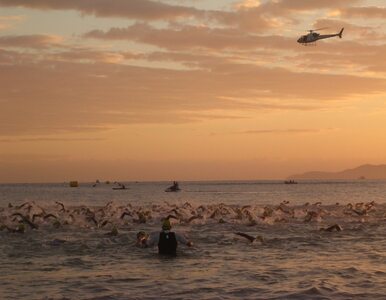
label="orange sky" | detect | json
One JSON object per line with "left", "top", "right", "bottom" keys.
{"left": 0, "top": 0, "right": 386, "bottom": 182}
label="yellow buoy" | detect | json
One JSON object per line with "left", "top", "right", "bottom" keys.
{"left": 69, "top": 181, "right": 79, "bottom": 187}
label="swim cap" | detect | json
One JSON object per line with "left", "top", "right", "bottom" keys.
{"left": 162, "top": 219, "right": 171, "bottom": 230}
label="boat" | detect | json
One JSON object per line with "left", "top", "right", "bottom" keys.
{"left": 112, "top": 186, "right": 128, "bottom": 190}
{"left": 112, "top": 183, "right": 127, "bottom": 190}
{"left": 284, "top": 180, "right": 298, "bottom": 184}
{"left": 165, "top": 181, "right": 181, "bottom": 192}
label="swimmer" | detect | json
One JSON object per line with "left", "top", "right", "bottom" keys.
{"left": 304, "top": 211, "right": 319, "bottom": 223}
{"left": 1, "top": 223, "right": 25, "bottom": 233}
{"left": 120, "top": 211, "right": 132, "bottom": 219}
{"left": 143, "top": 219, "right": 193, "bottom": 255}
{"left": 234, "top": 232, "right": 264, "bottom": 243}
{"left": 55, "top": 201, "right": 66, "bottom": 212}
{"left": 105, "top": 226, "right": 118, "bottom": 236}
{"left": 11, "top": 213, "right": 38, "bottom": 229}
{"left": 47, "top": 239, "right": 67, "bottom": 246}
{"left": 187, "top": 215, "right": 203, "bottom": 223}
{"left": 320, "top": 224, "right": 342, "bottom": 232}
{"left": 136, "top": 231, "right": 149, "bottom": 247}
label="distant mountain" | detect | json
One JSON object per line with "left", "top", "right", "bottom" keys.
{"left": 289, "top": 164, "right": 386, "bottom": 180}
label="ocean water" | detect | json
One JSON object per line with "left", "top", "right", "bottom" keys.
{"left": 0, "top": 180, "right": 385, "bottom": 300}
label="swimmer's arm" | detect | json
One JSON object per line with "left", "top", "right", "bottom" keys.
{"left": 136, "top": 237, "right": 148, "bottom": 248}
{"left": 176, "top": 233, "right": 193, "bottom": 247}
{"left": 145, "top": 233, "right": 159, "bottom": 247}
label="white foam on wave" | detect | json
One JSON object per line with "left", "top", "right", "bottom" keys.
{"left": 0, "top": 200, "right": 384, "bottom": 232}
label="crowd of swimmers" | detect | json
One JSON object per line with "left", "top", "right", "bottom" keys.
{"left": 0, "top": 199, "right": 380, "bottom": 255}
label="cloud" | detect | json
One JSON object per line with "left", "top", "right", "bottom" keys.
{"left": 235, "top": 0, "right": 261, "bottom": 9}
{"left": 0, "top": 48, "right": 39, "bottom": 65}
{"left": 0, "top": 15, "right": 24, "bottom": 31}
{"left": 312, "top": 19, "right": 383, "bottom": 40}
{"left": 0, "top": 15, "right": 24, "bottom": 21}
{"left": 239, "top": 128, "right": 338, "bottom": 135}
{"left": 49, "top": 48, "right": 142, "bottom": 64}
{"left": 84, "top": 21, "right": 386, "bottom": 75}
{"left": 290, "top": 41, "right": 386, "bottom": 73}
{"left": 0, "top": 137, "right": 105, "bottom": 143}
{"left": 0, "top": 153, "right": 66, "bottom": 163}
{"left": 0, "top": 47, "right": 385, "bottom": 137}
{"left": 339, "top": 6, "right": 386, "bottom": 19}
{"left": 0, "top": 34, "right": 63, "bottom": 48}
{"left": 274, "top": 0, "right": 360, "bottom": 10}
{"left": 0, "top": 0, "right": 203, "bottom": 21}
{"left": 84, "top": 23, "right": 295, "bottom": 51}
{"left": 216, "top": 0, "right": 361, "bottom": 31}
{"left": 0, "top": 0, "right": 272, "bottom": 33}
{"left": 0, "top": 0, "right": 362, "bottom": 34}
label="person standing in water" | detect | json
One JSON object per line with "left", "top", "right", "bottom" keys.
{"left": 143, "top": 219, "right": 193, "bottom": 255}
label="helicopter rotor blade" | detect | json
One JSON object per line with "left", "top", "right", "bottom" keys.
{"left": 310, "top": 27, "right": 329, "bottom": 32}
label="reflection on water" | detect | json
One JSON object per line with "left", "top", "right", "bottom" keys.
{"left": 0, "top": 181, "right": 385, "bottom": 299}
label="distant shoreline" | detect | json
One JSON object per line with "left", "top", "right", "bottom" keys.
{"left": 2, "top": 178, "right": 386, "bottom": 185}
{"left": 289, "top": 164, "right": 386, "bottom": 180}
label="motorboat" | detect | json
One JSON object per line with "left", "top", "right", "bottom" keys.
{"left": 112, "top": 183, "right": 128, "bottom": 190}
{"left": 112, "top": 186, "right": 128, "bottom": 190}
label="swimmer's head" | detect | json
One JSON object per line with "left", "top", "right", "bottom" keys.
{"left": 137, "top": 231, "right": 147, "bottom": 240}
{"left": 53, "top": 220, "right": 61, "bottom": 228}
{"left": 16, "top": 223, "right": 25, "bottom": 233}
{"left": 162, "top": 219, "right": 171, "bottom": 231}
{"left": 110, "top": 227, "right": 118, "bottom": 236}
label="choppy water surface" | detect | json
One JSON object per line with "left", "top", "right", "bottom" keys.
{"left": 0, "top": 181, "right": 385, "bottom": 299}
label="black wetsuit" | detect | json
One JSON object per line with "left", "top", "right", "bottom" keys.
{"left": 158, "top": 232, "right": 177, "bottom": 255}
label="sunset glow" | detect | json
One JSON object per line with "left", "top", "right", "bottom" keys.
{"left": 1, "top": 0, "right": 386, "bottom": 182}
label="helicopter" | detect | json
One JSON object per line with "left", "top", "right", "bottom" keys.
{"left": 297, "top": 27, "right": 344, "bottom": 45}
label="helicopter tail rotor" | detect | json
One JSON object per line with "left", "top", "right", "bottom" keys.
{"left": 338, "top": 27, "right": 344, "bottom": 38}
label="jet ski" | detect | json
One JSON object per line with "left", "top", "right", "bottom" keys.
{"left": 165, "top": 181, "right": 181, "bottom": 192}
